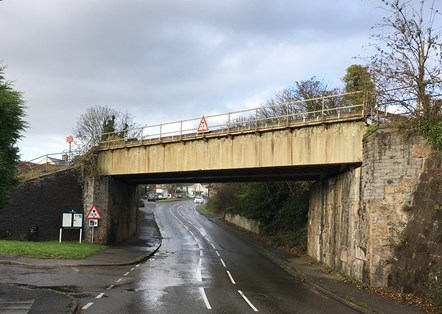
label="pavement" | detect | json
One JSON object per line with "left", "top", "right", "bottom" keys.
{"left": 0, "top": 204, "right": 428, "bottom": 314}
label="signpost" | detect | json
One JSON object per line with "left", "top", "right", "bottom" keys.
{"left": 59, "top": 210, "right": 83, "bottom": 243}
{"left": 86, "top": 205, "right": 102, "bottom": 243}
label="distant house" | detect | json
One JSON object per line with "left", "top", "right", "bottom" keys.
{"left": 37, "top": 156, "right": 70, "bottom": 167}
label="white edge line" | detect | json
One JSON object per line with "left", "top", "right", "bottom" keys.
{"left": 199, "top": 287, "right": 212, "bottom": 310}
{"left": 220, "top": 258, "right": 226, "bottom": 267}
{"left": 238, "top": 290, "right": 259, "bottom": 312}
{"left": 226, "top": 271, "right": 236, "bottom": 284}
{"left": 82, "top": 302, "right": 94, "bottom": 310}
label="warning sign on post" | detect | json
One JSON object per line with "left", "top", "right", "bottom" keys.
{"left": 197, "top": 116, "right": 210, "bottom": 133}
{"left": 86, "top": 205, "right": 102, "bottom": 220}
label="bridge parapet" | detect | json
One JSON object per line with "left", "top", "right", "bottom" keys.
{"left": 97, "top": 91, "right": 368, "bottom": 151}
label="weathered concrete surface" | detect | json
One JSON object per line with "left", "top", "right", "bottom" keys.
{"left": 224, "top": 213, "right": 261, "bottom": 234}
{"left": 97, "top": 121, "right": 366, "bottom": 175}
{"left": 308, "top": 128, "right": 438, "bottom": 290}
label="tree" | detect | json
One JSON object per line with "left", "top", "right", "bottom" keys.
{"left": 369, "top": 0, "right": 442, "bottom": 119}
{"left": 0, "top": 66, "right": 26, "bottom": 209}
{"left": 73, "top": 105, "right": 136, "bottom": 152}
{"left": 259, "top": 77, "right": 340, "bottom": 121}
{"left": 342, "top": 64, "right": 376, "bottom": 111}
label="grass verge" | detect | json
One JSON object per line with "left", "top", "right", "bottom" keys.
{"left": 0, "top": 240, "right": 107, "bottom": 259}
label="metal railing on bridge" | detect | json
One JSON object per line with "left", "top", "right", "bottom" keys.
{"left": 97, "top": 91, "right": 370, "bottom": 149}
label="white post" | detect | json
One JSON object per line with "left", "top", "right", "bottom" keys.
{"left": 91, "top": 227, "right": 94, "bottom": 244}
{"left": 59, "top": 228, "right": 62, "bottom": 243}
{"left": 79, "top": 228, "right": 82, "bottom": 244}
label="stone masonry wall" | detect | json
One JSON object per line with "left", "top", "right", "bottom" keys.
{"left": 308, "top": 168, "right": 365, "bottom": 280}
{"left": 361, "top": 129, "right": 431, "bottom": 286}
{"left": 0, "top": 169, "right": 83, "bottom": 241}
{"left": 83, "top": 176, "right": 138, "bottom": 244}
{"left": 308, "top": 128, "right": 433, "bottom": 287}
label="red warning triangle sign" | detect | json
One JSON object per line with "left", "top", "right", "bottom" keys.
{"left": 197, "top": 116, "right": 210, "bottom": 133}
{"left": 86, "top": 205, "right": 102, "bottom": 220}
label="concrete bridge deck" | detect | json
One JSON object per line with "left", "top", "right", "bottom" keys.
{"left": 96, "top": 107, "right": 367, "bottom": 183}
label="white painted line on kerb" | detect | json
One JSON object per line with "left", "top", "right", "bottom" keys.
{"left": 124, "top": 272, "right": 130, "bottom": 276}
{"left": 95, "top": 292, "right": 105, "bottom": 299}
{"left": 106, "top": 285, "right": 114, "bottom": 290}
{"left": 82, "top": 302, "right": 94, "bottom": 310}
{"left": 199, "top": 287, "right": 212, "bottom": 310}
{"left": 238, "top": 290, "right": 259, "bottom": 312}
{"left": 226, "top": 271, "right": 236, "bottom": 284}
{"left": 220, "top": 258, "right": 226, "bottom": 267}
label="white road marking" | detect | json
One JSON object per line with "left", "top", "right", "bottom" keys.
{"left": 199, "top": 287, "right": 212, "bottom": 310}
{"left": 115, "top": 278, "right": 122, "bottom": 283}
{"left": 226, "top": 271, "right": 236, "bottom": 284}
{"left": 196, "top": 268, "right": 202, "bottom": 282}
{"left": 106, "top": 285, "right": 114, "bottom": 290}
{"left": 135, "top": 264, "right": 140, "bottom": 268}
{"left": 210, "top": 243, "right": 216, "bottom": 249}
{"left": 199, "top": 258, "right": 202, "bottom": 267}
{"left": 95, "top": 293, "right": 105, "bottom": 299}
{"left": 220, "top": 258, "right": 226, "bottom": 267}
{"left": 82, "top": 302, "right": 94, "bottom": 310}
{"left": 238, "top": 290, "right": 259, "bottom": 312}
{"left": 200, "top": 250, "right": 203, "bottom": 256}
{"left": 123, "top": 272, "right": 130, "bottom": 276}
{"left": 131, "top": 267, "right": 135, "bottom": 271}
{"left": 215, "top": 251, "right": 220, "bottom": 257}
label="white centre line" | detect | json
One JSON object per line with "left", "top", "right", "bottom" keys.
{"left": 123, "top": 272, "right": 130, "bottom": 276}
{"left": 238, "top": 290, "right": 259, "bottom": 312}
{"left": 199, "top": 287, "right": 212, "bottom": 310}
{"left": 210, "top": 243, "right": 216, "bottom": 249}
{"left": 82, "top": 302, "right": 94, "bottom": 310}
{"left": 115, "top": 278, "right": 122, "bottom": 283}
{"left": 95, "top": 292, "right": 105, "bottom": 299}
{"left": 226, "top": 271, "right": 236, "bottom": 284}
{"left": 200, "top": 250, "right": 203, "bottom": 257}
{"left": 215, "top": 251, "right": 220, "bottom": 257}
{"left": 199, "top": 258, "right": 202, "bottom": 267}
{"left": 196, "top": 268, "right": 202, "bottom": 282}
{"left": 106, "top": 285, "right": 114, "bottom": 290}
{"left": 130, "top": 267, "right": 135, "bottom": 271}
{"left": 220, "top": 258, "right": 226, "bottom": 268}
{"left": 135, "top": 264, "right": 140, "bottom": 268}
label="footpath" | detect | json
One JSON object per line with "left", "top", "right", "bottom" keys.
{"left": 0, "top": 204, "right": 429, "bottom": 314}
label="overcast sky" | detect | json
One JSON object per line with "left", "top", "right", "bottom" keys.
{"left": 0, "top": 0, "right": 406, "bottom": 161}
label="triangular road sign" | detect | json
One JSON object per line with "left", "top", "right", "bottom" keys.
{"left": 197, "top": 116, "right": 210, "bottom": 133}
{"left": 86, "top": 205, "right": 102, "bottom": 220}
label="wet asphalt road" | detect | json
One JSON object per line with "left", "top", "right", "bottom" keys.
{"left": 128, "top": 201, "right": 359, "bottom": 314}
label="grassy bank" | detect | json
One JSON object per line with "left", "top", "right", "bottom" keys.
{"left": 0, "top": 240, "right": 107, "bottom": 259}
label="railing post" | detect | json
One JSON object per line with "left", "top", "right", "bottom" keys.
{"left": 159, "top": 124, "right": 162, "bottom": 141}
{"left": 180, "top": 121, "right": 183, "bottom": 140}
{"left": 227, "top": 113, "right": 231, "bottom": 133}
{"left": 286, "top": 103, "right": 289, "bottom": 126}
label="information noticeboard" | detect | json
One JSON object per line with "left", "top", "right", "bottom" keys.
{"left": 62, "top": 211, "right": 83, "bottom": 228}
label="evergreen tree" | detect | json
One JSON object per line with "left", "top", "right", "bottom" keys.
{"left": 0, "top": 66, "right": 26, "bottom": 209}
